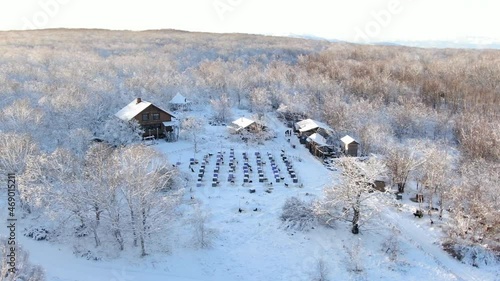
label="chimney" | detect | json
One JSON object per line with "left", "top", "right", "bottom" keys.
{"left": 136, "top": 98, "right": 142, "bottom": 104}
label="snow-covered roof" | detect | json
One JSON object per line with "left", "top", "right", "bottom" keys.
{"left": 169, "top": 93, "right": 190, "bottom": 105}
{"left": 232, "top": 117, "right": 255, "bottom": 130}
{"left": 115, "top": 98, "right": 175, "bottom": 121}
{"left": 115, "top": 99, "right": 153, "bottom": 121}
{"left": 307, "top": 133, "right": 328, "bottom": 146}
{"left": 162, "top": 120, "right": 179, "bottom": 127}
{"left": 295, "top": 119, "right": 332, "bottom": 133}
{"left": 341, "top": 135, "right": 358, "bottom": 144}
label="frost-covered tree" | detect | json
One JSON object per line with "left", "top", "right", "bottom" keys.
{"left": 83, "top": 143, "right": 122, "bottom": 249}
{"left": 22, "top": 144, "right": 182, "bottom": 256}
{"left": 0, "top": 99, "right": 44, "bottom": 132}
{"left": 455, "top": 112, "right": 500, "bottom": 162}
{"left": 446, "top": 159, "right": 500, "bottom": 253}
{"left": 63, "top": 128, "right": 94, "bottom": 157}
{"left": 34, "top": 147, "right": 105, "bottom": 247}
{"left": 20, "top": 147, "right": 82, "bottom": 215}
{"left": 249, "top": 87, "right": 271, "bottom": 117}
{"left": 190, "top": 203, "right": 216, "bottom": 249}
{"left": 116, "top": 145, "right": 181, "bottom": 256}
{"left": 181, "top": 116, "right": 205, "bottom": 153}
{"left": 383, "top": 141, "right": 424, "bottom": 193}
{"left": 0, "top": 133, "right": 39, "bottom": 175}
{"left": 381, "top": 226, "right": 404, "bottom": 264}
{"left": 389, "top": 98, "right": 433, "bottom": 139}
{"left": 99, "top": 116, "right": 143, "bottom": 146}
{"left": 415, "top": 143, "right": 455, "bottom": 218}
{"left": 314, "top": 157, "right": 388, "bottom": 234}
{"left": 281, "top": 197, "right": 316, "bottom": 231}
{"left": 210, "top": 93, "right": 232, "bottom": 123}
{"left": 358, "top": 122, "right": 394, "bottom": 155}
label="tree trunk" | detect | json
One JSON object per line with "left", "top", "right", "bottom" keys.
{"left": 397, "top": 182, "right": 405, "bottom": 193}
{"left": 130, "top": 208, "right": 138, "bottom": 247}
{"left": 93, "top": 225, "right": 101, "bottom": 247}
{"left": 93, "top": 206, "right": 102, "bottom": 247}
{"left": 140, "top": 207, "right": 147, "bottom": 257}
{"left": 114, "top": 229, "right": 124, "bottom": 251}
{"left": 95, "top": 205, "right": 100, "bottom": 223}
{"left": 140, "top": 235, "right": 146, "bottom": 257}
{"left": 438, "top": 198, "right": 444, "bottom": 219}
{"left": 113, "top": 213, "right": 124, "bottom": 251}
{"left": 352, "top": 207, "right": 360, "bottom": 235}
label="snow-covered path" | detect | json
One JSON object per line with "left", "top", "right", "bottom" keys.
{"left": 383, "top": 210, "right": 496, "bottom": 281}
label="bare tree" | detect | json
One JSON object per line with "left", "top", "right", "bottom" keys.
{"left": 117, "top": 145, "right": 181, "bottom": 256}
{"left": 281, "top": 197, "right": 316, "bottom": 231}
{"left": 455, "top": 112, "right": 500, "bottom": 162}
{"left": 343, "top": 239, "right": 364, "bottom": 275}
{"left": 358, "top": 122, "right": 394, "bottom": 155}
{"left": 181, "top": 116, "right": 205, "bottom": 154}
{"left": 0, "top": 99, "right": 44, "bottom": 134}
{"left": 63, "top": 128, "right": 94, "bottom": 157}
{"left": 210, "top": 93, "right": 232, "bottom": 123}
{"left": 383, "top": 142, "right": 424, "bottom": 194}
{"left": 249, "top": 87, "right": 272, "bottom": 118}
{"left": 314, "top": 157, "right": 387, "bottom": 234}
{"left": 20, "top": 147, "right": 84, "bottom": 216}
{"left": 0, "top": 133, "right": 39, "bottom": 175}
{"left": 415, "top": 143, "right": 455, "bottom": 219}
{"left": 381, "top": 226, "right": 404, "bottom": 264}
{"left": 44, "top": 147, "right": 104, "bottom": 247}
{"left": 446, "top": 159, "right": 500, "bottom": 253}
{"left": 190, "top": 203, "right": 216, "bottom": 249}
{"left": 84, "top": 143, "right": 126, "bottom": 250}
{"left": 23, "top": 144, "right": 118, "bottom": 249}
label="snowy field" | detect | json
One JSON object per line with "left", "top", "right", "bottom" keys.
{"left": 2, "top": 110, "right": 498, "bottom": 281}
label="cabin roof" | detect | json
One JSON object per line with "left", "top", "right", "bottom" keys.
{"left": 231, "top": 117, "right": 255, "bottom": 130}
{"left": 295, "top": 118, "right": 332, "bottom": 133}
{"left": 307, "top": 133, "right": 328, "bottom": 146}
{"left": 341, "top": 135, "right": 358, "bottom": 145}
{"left": 115, "top": 98, "right": 175, "bottom": 121}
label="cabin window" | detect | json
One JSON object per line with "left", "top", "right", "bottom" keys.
{"left": 142, "top": 113, "right": 149, "bottom": 121}
{"left": 152, "top": 113, "right": 160, "bottom": 120}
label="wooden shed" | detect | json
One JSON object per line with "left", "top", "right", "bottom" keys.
{"left": 228, "top": 117, "right": 258, "bottom": 133}
{"left": 373, "top": 180, "right": 387, "bottom": 192}
{"left": 306, "top": 133, "right": 334, "bottom": 159}
{"left": 340, "top": 135, "right": 359, "bottom": 157}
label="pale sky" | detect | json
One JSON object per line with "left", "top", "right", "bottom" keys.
{"left": 1, "top": 0, "right": 499, "bottom": 43}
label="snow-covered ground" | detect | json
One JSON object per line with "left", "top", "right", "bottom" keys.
{"left": 2, "top": 109, "right": 498, "bottom": 281}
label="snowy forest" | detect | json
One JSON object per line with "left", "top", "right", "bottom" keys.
{"left": 0, "top": 29, "right": 499, "bottom": 280}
